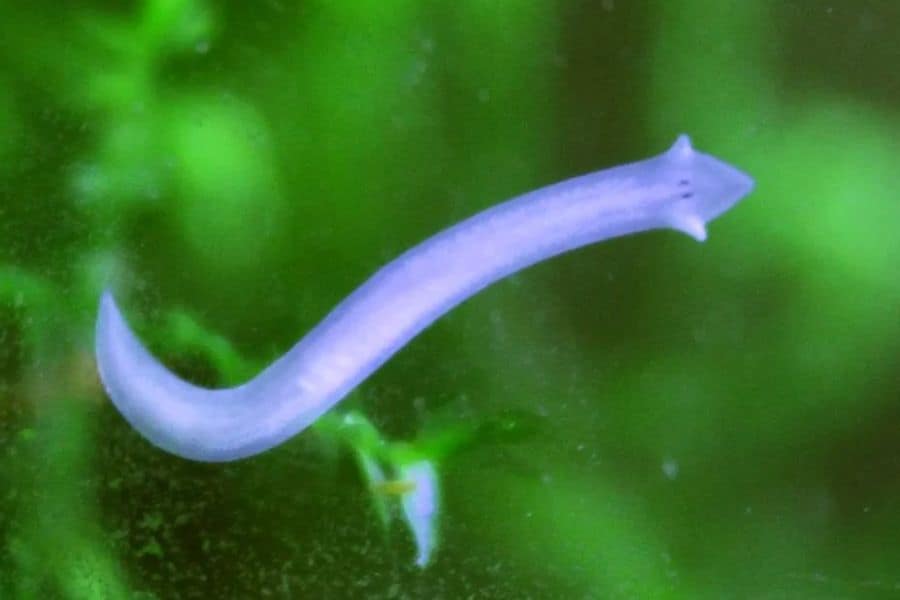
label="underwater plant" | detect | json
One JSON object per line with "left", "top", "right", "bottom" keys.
{"left": 5, "top": 0, "right": 898, "bottom": 595}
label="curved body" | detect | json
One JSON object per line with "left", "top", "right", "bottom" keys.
{"left": 95, "top": 135, "right": 754, "bottom": 461}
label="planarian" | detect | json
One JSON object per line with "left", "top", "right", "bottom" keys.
{"left": 95, "top": 135, "right": 753, "bottom": 462}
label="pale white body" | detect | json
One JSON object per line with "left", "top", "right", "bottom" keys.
{"left": 95, "top": 135, "right": 753, "bottom": 461}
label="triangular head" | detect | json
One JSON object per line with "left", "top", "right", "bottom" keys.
{"left": 659, "top": 134, "right": 754, "bottom": 241}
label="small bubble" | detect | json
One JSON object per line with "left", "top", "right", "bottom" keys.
{"left": 195, "top": 40, "right": 210, "bottom": 54}
{"left": 662, "top": 457, "right": 679, "bottom": 480}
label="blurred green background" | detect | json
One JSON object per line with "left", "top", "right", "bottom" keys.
{"left": 2, "top": 0, "right": 899, "bottom": 597}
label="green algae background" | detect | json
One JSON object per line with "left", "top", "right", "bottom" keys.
{"left": 2, "top": 1, "right": 899, "bottom": 597}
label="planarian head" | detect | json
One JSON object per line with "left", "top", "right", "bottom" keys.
{"left": 661, "top": 134, "right": 754, "bottom": 241}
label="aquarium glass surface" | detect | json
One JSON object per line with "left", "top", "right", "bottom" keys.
{"left": 1, "top": 1, "right": 898, "bottom": 598}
